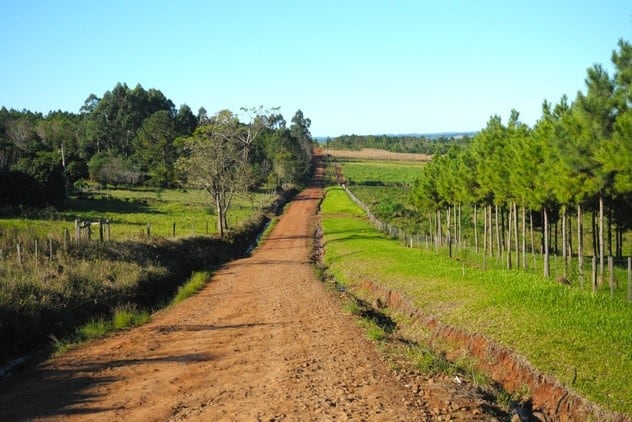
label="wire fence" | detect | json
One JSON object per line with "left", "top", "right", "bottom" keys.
{"left": 341, "top": 184, "right": 632, "bottom": 301}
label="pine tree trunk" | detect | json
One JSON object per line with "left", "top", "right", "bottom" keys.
{"left": 495, "top": 205, "right": 501, "bottom": 260}
{"left": 592, "top": 209, "right": 597, "bottom": 257}
{"left": 562, "top": 205, "right": 567, "bottom": 278}
{"left": 617, "top": 226, "right": 623, "bottom": 258}
{"left": 447, "top": 206, "right": 452, "bottom": 257}
{"left": 457, "top": 204, "right": 462, "bottom": 250}
{"left": 483, "top": 205, "right": 487, "bottom": 269}
{"left": 513, "top": 202, "right": 519, "bottom": 269}
{"left": 501, "top": 207, "right": 506, "bottom": 256}
{"left": 437, "top": 209, "right": 442, "bottom": 248}
{"left": 578, "top": 203, "right": 584, "bottom": 286}
{"left": 599, "top": 194, "right": 605, "bottom": 284}
{"left": 607, "top": 203, "right": 613, "bottom": 257}
{"left": 530, "top": 211, "right": 536, "bottom": 270}
{"left": 428, "top": 212, "right": 434, "bottom": 251}
{"left": 568, "top": 213, "right": 573, "bottom": 260}
{"left": 474, "top": 204, "right": 479, "bottom": 254}
{"left": 544, "top": 206, "right": 550, "bottom": 278}
{"left": 489, "top": 205, "right": 494, "bottom": 258}
{"left": 506, "top": 204, "right": 512, "bottom": 270}
{"left": 522, "top": 206, "right": 527, "bottom": 270}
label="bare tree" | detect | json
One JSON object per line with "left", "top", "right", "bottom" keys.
{"left": 177, "top": 110, "right": 255, "bottom": 237}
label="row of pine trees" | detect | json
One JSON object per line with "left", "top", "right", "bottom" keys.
{"left": 411, "top": 39, "right": 632, "bottom": 279}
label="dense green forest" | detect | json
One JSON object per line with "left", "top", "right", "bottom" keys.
{"left": 411, "top": 39, "right": 632, "bottom": 278}
{"left": 0, "top": 83, "right": 313, "bottom": 211}
{"left": 324, "top": 133, "right": 471, "bottom": 155}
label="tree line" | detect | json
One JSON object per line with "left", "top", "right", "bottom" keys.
{"left": 411, "top": 39, "right": 632, "bottom": 281}
{"left": 0, "top": 82, "right": 313, "bottom": 213}
{"left": 324, "top": 133, "right": 471, "bottom": 155}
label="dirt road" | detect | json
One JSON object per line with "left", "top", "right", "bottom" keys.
{"left": 0, "top": 167, "right": 428, "bottom": 420}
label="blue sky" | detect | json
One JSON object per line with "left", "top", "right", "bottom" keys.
{"left": 1, "top": 1, "right": 630, "bottom": 136}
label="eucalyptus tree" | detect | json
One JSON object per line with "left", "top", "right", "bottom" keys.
{"left": 290, "top": 109, "right": 313, "bottom": 161}
{"left": 135, "top": 110, "right": 178, "bottom": 187}
{"left": 82, "top": 83, "right": 175, "bottom": 157}
{"left": 174, "top": 104, "right": 198, "bottom": 136}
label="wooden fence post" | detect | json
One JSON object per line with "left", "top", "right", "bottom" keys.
{"left": 628, "top": 257, "right": 631, "bottom": 301}
{"left": 99, "top": 219, "right": 104, "bottom": 242}
{"left": 49, "top": 237, "right": 53, "bottom": 261}
{"left": 17, "top": 243, "right": 22, "bottom": 266}
{"left": 74, "top": 219, "right": 80, "bottom": 243}
{"left": 106, "top": 220, "right": 111, "bottom": 241}
{"left": 173, "top": 222, "right": 176, "bottom": 238}
{"left": 64, "top": 228, "right": 70, "bottom": 251}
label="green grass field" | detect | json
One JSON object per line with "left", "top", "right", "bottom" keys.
{"left": 321, "top": 186, "right": 632, "bottom": 415}
{"left": 340, "top": 160, "right": 424, "bottom": 186}
{"left": 0, "top": 187, "right": 275, "bottom": 247}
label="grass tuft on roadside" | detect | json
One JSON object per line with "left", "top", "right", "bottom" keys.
{"left": 171, "top": 271, "right": 211, "bottom": 305}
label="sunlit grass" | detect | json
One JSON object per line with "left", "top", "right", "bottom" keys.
{"left": 53, "top": 304, "right": 151, "bottom": 355}
{"left": 0, "top": 187, "right": 275, "bottom": 243}
{"left": 171, "top": 271, "right": 210, "bottom": 305}
{"left": 341, "top": 160, "right": 424, "bottom": 186}
{"left": 321, "top": 185, "right": 632, "bottom": 415}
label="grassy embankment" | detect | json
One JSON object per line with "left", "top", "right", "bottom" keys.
{"left": 321, "top": 185, "right": 632, "bottom": 415}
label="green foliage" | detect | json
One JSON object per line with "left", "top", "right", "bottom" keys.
{"left": 112, "top": 304, "right": 151, "bottom": 330}
{"left": 77, "top": 319, "right": 109, "bottom": 340}
{"left": 1, "top": 82, "right": 316, "bottom": 220}
{"left": 321, "top": 188, "right": 632, "bottom": 414}
{"left": 407, "top": 39, "right": 632, "bottom": 265}
{"left": 88, "top": 152, "right": 141, "bottom": 187}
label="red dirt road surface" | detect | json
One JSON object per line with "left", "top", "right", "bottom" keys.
{"left": 0, "top": 170, "right": 429, "bottom": 420}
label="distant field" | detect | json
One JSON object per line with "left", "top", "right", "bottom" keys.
{"left": 324, "top": 148, "right": 432, "bottom": 162}
{"left": 341, "top": 161, "right": 424, "bottom": 186}
{"left": 335, "top": 158, "right": 423, "bottom": 231}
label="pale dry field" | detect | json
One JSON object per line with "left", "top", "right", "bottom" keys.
{"left": 323, "top": 148, "right": 432, "bottom": 162}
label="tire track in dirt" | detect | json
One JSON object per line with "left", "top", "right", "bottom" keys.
{"left": 0, "top": 161, "right": 426, "bottom": 421}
